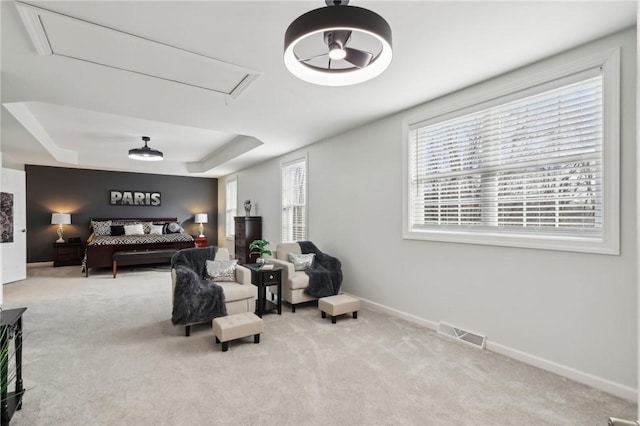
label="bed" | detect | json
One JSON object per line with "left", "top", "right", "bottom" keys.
{"left": 83, "top": 217, "right": 196, "bottom": 276}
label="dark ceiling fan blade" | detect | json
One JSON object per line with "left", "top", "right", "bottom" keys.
{"left": 298, "top": 52, "right": 329, "bottom": 62}
{"left": 343, "top": 47, "right": 373, "bottom": 68}
{"left": 330, "top": 30, "right": 352, "bottom": 47}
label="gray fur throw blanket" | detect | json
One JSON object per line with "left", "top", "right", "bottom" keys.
{"left": 171, "top": 246, "right": 217, "bottom": 278}
{"left": 171, "top": 246, "right": 227, "bottom": 325}
{"left": 299, "top": 241, "right": 343, "bottom": 298}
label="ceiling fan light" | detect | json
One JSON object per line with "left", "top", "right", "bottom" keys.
{"left": 284, "top": 5, "right": 392, "bottom": 86}
{"left": 128, "top": 136, "right": 163, "bottom": 161}
{"left": 328, "top": 44, "right": 346, "bottom": 60}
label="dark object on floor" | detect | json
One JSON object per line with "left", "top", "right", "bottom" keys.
{"left": 112, "top": 249, "right": 177, "bottom": 278}
{"left": 1, "top": 307, "right": 27, "bottom": 425}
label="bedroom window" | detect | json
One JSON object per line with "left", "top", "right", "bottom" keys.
{"left": 404, "top": 49, "right": 620, "bottom": 254}
{"left": 225, "top": 178, "right": 237, "bottom": 239}
{"left": 282, "top": 157, "right": 307, "bottom": 243}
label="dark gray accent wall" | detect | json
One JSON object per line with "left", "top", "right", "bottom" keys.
{"left": 26, "top": 165, "right": 218, "bottom": 262}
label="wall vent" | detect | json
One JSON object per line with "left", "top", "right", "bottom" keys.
{"left": 437, "top": 322, "right": 486, "bottom": 349}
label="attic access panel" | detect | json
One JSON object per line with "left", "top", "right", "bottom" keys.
{"left": 15, "top": 1, "right": 260, "bottom": 98}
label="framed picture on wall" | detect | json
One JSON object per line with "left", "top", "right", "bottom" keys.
{"left": 1, "top": 192, "right": 14, "bottom": 243}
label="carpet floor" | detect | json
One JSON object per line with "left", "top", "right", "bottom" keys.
{"left": 1, "top": 263, "right": 636, "bottom": 425}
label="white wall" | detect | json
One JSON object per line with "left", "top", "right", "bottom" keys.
{"left": 1, "top": 0, "right": 4, "bottom": 301}
{"left": 221, "top": 28, "right": 637, "bottom": 400}
{"left": 636, "top": 3, "right": 640, "bottom": 416}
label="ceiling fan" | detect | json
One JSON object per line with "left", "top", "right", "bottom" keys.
{"left": 128, "top": 136, "right": 163, "bottom": 161}
{"left": 300, "top": 28, "right": 374, "bottom": 70}
{"left": 284, "top": 0, "right": 393, "bottom": 86}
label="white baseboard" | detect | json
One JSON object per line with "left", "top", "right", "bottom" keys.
{"left": 486, "top": 341, "right": 637, "bottom": 402}
{"left": 353, "top": 294, "right": 637, "bottom": 402}
{"left": 354, "top": 294, "right": 439, "bottom": 331}
{"left": 27, "top": 262, "right": 53, "bottom": 268}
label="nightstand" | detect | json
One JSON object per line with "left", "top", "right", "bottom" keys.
{"left": 53, "top": 242, "right": 84, "bottom": 267}
{"left": 244, "top": 264, "right": 282, "bottom": 317}
{"left": 194, "top": 236, "right": 208, "bottom": 248}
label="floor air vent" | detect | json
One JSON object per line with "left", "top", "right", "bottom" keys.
{"left": 437, "top": 322, "right": 486, "bottom": 349}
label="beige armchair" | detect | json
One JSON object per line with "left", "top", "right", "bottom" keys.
{"left": 171, "top": 246, "right": 256, "bottom": 335}
{"left": 269, "top": 243, "right": 317, "bottom": 312}
{"left": 269, "top": 242, "right": 343, "bottom": 312}
{"left": 214, "top": 248, "right": 256, "bottom": 315}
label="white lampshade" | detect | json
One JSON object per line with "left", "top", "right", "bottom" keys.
{"left": 51, "top": 213, "right": 71, "bottom": 225}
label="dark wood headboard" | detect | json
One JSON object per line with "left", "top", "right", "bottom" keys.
{"left": 89, "top": 218, "right": 179, "bottom": 228}
{"left": 90, "top": 217, "right": 178, "bottom": 222}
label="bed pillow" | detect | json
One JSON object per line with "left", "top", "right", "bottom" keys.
{"left": 206, "top": 259, "right": 238, "bottom": 282}
{"left": 124, "top": 223, "right": 145, "bottom": 235}
{"left": 149, "top": 224, "right": 164, "bottom": 235}
{"left": 163, "top": 222, "right": 183, "bottom": 234}
{"left": 110, "top": 225, "right": 125, "bottom": 236}
{"left": 142, "top": 222, "right": 153, "bottom": 234}
{"left": 92, "top": 220, "right": 112, "bottom": 236}
{"left": 289, "top": 253, "right": 315, "bottom": 271}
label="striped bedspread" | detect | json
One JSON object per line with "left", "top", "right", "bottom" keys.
{"left": 88, "top": 233, "right": 194, "bottom": 246}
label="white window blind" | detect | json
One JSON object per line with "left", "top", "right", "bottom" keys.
{"left": 225, "top": 178, "right": 237, "bottom": 238}
{"left": 409, "top": 68, "right": 606, "bottom": 242}
{"left": 282, "top": 158, "right": 307, "bottom": 243}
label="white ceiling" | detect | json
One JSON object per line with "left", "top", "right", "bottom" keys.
{"left": 1, "top": 1, "right": 636, "bottom": 178}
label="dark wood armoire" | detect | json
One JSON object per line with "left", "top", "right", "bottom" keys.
{"left": 234, "top": 216, "right": 262, "bottom": 264}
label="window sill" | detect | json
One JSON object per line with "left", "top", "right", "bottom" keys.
{"left": 403, "top": 227, "right": 618, "bottom": 255}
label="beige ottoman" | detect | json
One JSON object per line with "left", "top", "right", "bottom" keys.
{"left": 212, "top": 312, "right": 263, "bottom": 352}
{"left": 318, "top": 294, "right": 361, "bottom": 324}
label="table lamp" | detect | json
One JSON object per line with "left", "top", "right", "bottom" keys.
{"left": 51, "top": 213, "right": 71, "bottom": 243}
{"left": 195, "top": 213, "right": 208, "bottom": 238}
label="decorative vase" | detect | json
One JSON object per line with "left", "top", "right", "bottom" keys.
{"left": 244, "top": 200, "right": 252, "bottom": 217}
{"left": 256, "top": 257, "right": 266, "bottom": 266}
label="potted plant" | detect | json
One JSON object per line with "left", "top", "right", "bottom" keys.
{"left": 249, "top": 239, "right": 272, "bottom": 264}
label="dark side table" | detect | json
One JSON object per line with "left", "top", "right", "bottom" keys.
{"left": 53, "top": 242, "right": 84, "bottom": 267}
{"left": 244, "top": 264, "right": 282, "bottom": 317}
{"left": 193, "top": 236, "right": 208, "bottom": 248}
{"left": 1, "top": 307, "right": 26, "bottom": 426}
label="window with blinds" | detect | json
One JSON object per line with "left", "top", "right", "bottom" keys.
{"left": 406, "top": 55, "right": 619, "bottom": 254}
{"left": 282, "top": 158, "right": 307, "bottom": 243}
{"left": 225, "top": 178, "right": 237, "bottom": 238}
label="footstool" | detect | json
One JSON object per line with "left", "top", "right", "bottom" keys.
{"left": 212, "top": 312, "right": 263, "bottom": 352}
{"left": 318, "top": 294, "right": 361, "bottom": 324}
